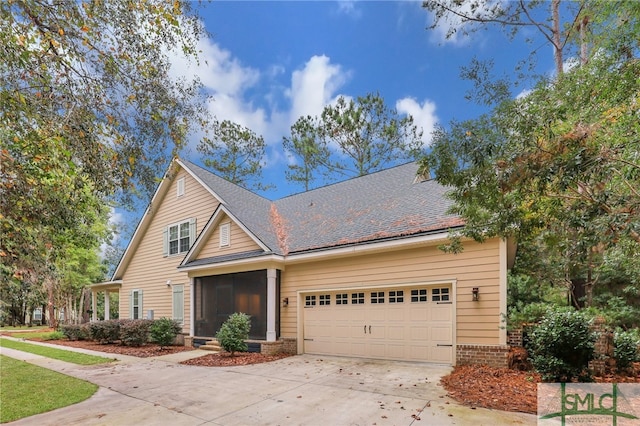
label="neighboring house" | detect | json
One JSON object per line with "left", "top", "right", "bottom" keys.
{"left": 92, "top": 158, "right": 515, "bottom": 367}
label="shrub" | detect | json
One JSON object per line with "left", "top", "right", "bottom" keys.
{"left": 89, "top": 320, "right": 121, "bottom": 343}
{"left": 60, "top": 324, "right": 90, "bottom": 341}
{"left": 216, "top": 312, "right": 251, "bottom": 356}
{"left": 529, "top": 308, "right": 596, "bottom": 382}
{"left": 614, "top": 329, "right": 640, "bottom": 372}
{"left": 119, "top": 319, "right": 152, "bottom": 346}
{"left": 150, "top": 318, "right": 182, "bottom": 349}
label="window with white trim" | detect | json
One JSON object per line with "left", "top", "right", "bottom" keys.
{"left": 371, "top": 291, "right": 385, "bottom": 304}
{"left": 432, "top": 288, "right": 450, "bottom": 302}
{"left": 219, "top": 222, "right": 231, "bottom": 247}
{"left": 163, "top": 218, "right": 196, "bottom": 256}
{"left": 411, "top": 288, "right": 428, "bottom": 302}
{"left": 351, "top": 292, "right": 365, "bottom": 304}
{"left": 336, "top": 293, "right": 348, "bottom": 305}
{"left": 389, "top": 290, "right": 404, "bottom": 303}
{"left": 177, "top": 177, "right": 185, "bottom": 197}
{"left": 319, "top": 294, "right": 330, "bottom": 305}
{"left": 305, "top": 295, "right": 316, "bottom": 306}
{"left": 130, "top": 289, "right": 143, "bottom": 319}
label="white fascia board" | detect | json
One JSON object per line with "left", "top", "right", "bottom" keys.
{"left": 180, "top": 253, "right": 285, "bottom": 275}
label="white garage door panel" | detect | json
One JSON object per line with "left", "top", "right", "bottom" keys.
{"left": 303, "top": 285, "right": 454, "bottom": 364}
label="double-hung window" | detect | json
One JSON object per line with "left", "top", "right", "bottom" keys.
{"left": 163, "top": 218, "right": 196, "bottom": 257}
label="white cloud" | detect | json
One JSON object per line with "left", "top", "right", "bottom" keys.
{"left": 169, "top": 37, "right": 259, "bottom": 97}
{"left": 287, "top": 55, "right": 350, "bottom": 123}
{"left": 395, "top": 97, "right": 439, "bottom": 147}
{"left": 336, "top": 1, "right": 362, "bottom": 19}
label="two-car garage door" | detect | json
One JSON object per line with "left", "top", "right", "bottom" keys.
{"left": 302, "top": 284, "right": 454, "bottom": 363}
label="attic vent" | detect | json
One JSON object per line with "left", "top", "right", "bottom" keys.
{"left": 219, "top": 222, "right": 230, "bottom": 247}
{"left": 413, "top": 169, "right": 432, "bottom": 184}
{"left": 177, "top": 177, "right": 185, "bottom": 197}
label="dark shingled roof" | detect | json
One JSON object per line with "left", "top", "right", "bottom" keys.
{"left": 181, "top": 160, "right": 462, "bottom": 257}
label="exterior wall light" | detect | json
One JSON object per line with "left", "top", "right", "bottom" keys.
{"left": 472, "top": 287, "right": 479, "bottom": 302}
{"left": 282, "top": 297, "right": 289, "bottom": 307}
{"left": 166, "top": 280, "right": 172, "bottom": 287}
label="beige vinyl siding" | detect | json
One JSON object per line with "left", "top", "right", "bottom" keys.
{"left": 120, "top": 168, "right": 219, "bottom": 333}
{"left": 196, "top": 214, "right": 261, "bottom": 260}
{"left": 281, "top": 238, "right": 501, "bottom": 346}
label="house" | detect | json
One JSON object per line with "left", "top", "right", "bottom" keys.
{"left": 92, "top": 158, "right": 515, "bottom": 367}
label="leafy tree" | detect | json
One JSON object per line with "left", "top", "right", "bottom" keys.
{"left": 420, "top": 3, "right": 640, "bottom": 307}
{"left": 319, "top": 93, "right": 424, "bottom": 177}
{"left": 1, "top": 1, "right": 212, "bottom": 320}
{"left": 284, "top": 93, "right": 422, "bottom": 191}
{"left": 198, "top": 120, "right": 272, "bottom": 192}
{"left": 283, "top": 115, "right": 331, "bottom": 191}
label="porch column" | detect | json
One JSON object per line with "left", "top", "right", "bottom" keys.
{"left": 91, "top": 291, "right": 97, "bottom": 322}
{"left": 190, "top": 278, "right": 195, "bottom": 337}
{"left": 266, "top": 269, "right": 277, "bottom": 342}
{"left": 104, "top": 291, "right": 110, "bottom": 320}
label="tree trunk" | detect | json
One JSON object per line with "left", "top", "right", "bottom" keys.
{"left": 552, "top": 0, "right": 563, "bottom": 76}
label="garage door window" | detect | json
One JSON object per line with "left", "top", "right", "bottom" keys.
{"left": 389, "top": 290, "right": 404, "bottom": 303}
{"left": 371, "top": 291, "right": 385, "bottom": 304}
{"left": 432, "top": 288, "right": 450, "bottom": 302}
{"left": 336, "top": 293, "right": 348, "bottom": 305}
{"left": 319, "top": 294, "right": 331, "bottom": 305}
{"left": 305, "top": 295, "right": 316, "bottom": 306}
{"left": 411, "top": 289, "right": 428, "bottom": 302}
{"left": 351, "top": 292, "right": 365, "bottom": 304}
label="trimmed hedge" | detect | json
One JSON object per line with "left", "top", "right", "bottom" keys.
{"left": 59, "top": 324, "right": 90, "bottom": 341}
{"left": 119, "top": 319, "right": 152, "bottom": 347}
{"left": 89, "top": 319, "right": 121, "bottom": 344}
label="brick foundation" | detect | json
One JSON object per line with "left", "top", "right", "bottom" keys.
{"left": 507, "top": 329, "right": 522, "bottom": 347}
{"left": 457, "top": 344, "right": 510, "bottom": 368}
{"left": 259, "top": 338, "right": 298, "bottom": 356}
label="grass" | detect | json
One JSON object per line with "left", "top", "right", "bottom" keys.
{"left": 7, "top": 330, "right": 64, "bottom": 340}
{"left": 0, "top": 325, "right": 50, "bottom": 332}
{"left": 0, "top": 355, "right": 98, "bottom": 423}
{"left": 0, "top": 338, "right": 115, "bottom": 365}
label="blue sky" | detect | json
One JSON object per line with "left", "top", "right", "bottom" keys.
{"left": 169, "top": 1, "right": 555, "bottom": 198}
{"left": 108, "top": 1, "right": 559, "bottom": 254}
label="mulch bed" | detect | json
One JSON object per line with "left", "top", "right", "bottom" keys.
{"left": 180, "top": 352, "right": 292, "bottom": 366}
{"left": 33, "top": 338, "right": 196, "bottom": 357}
{"left": 442, "top": 362, "right": 640, "bottom": 415}
{"left": 5, "top": 332, "right": 293, "bottom": 365}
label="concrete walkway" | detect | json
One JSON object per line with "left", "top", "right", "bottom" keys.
{"left": 1, "top": 338, "right": 536, "bottom": 425}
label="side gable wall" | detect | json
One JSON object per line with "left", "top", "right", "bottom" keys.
{"left": 120, "top": 167, "right": 219, "bottom": 333}
{"left": 195, "top": 212, "right": 262, "bottom": 260}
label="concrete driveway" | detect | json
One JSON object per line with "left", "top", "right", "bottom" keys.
{"left": 1, "top": 343, "right": 536, "bottom": 425}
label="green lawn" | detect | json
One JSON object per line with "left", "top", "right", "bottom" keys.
{"left": 0, "top": 325, "right": 50, "bottom": 332}
{"left": 0, "top": 338, "right": 114, "bottom": 365}
{"left": 7, "top": 330, "right": 64, "bottom": 340}
{"left": 0, "top": 355, "right": 98, "bottom": 423}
